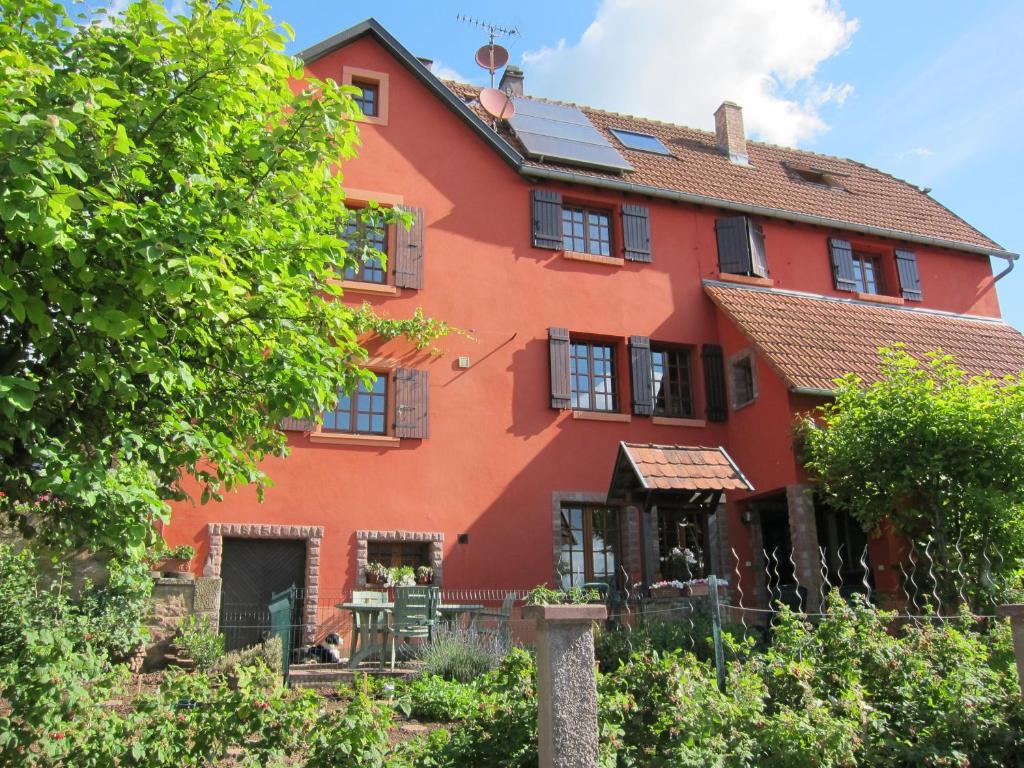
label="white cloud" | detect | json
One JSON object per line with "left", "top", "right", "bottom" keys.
{"left": 897, "top": 147, "right": 933, "bottom": 160}
{"left": 430, "top": 60, "right": 471, "bottom": 83}
{"left": 521, "top": 0, "right": 858, "bottom": 147}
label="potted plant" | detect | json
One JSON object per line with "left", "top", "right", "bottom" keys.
{"left": 649, "top": 580, "right": 685, "bottom": 599}
{"left": 416, "top": 565, "right": 434, "bottom": 585}
{"left": 153, "top": 544, "right": 194, "bottom": 573}
{"left": 390, "top": 565, "right": 416, "bottom": 587}
{"left": 365, "top": 561, "right": 389, "bottom": 585}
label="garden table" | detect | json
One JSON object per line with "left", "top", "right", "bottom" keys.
{"left": 338, "top": 601, "right": 484, "bottom": 668}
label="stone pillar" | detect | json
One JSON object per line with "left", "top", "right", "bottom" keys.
{"left": 523, "top": 604, "right": 607, "bottom": 768}
{"left": 997, "top": 604, "right": 1024, "bottom": 697}
{"left": 786, "top": 484, "right": 823, "bottom": 611}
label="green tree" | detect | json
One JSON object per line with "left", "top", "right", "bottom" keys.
{"left": 801, "top": 347, "right": 1024, "bottom": 606}
{"left": 0, "top": 0, "right": 447, "bottom": 556}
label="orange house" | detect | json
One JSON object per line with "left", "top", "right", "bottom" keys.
{"left": 164, "top": 20, "right": 1024, "bottom": 637}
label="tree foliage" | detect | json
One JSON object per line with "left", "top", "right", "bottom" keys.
{"left": 0, "top": 0, "right": 448, "bottom": 555}
{"left": 801, "top": 347, "right": 1024, "bottom": 603}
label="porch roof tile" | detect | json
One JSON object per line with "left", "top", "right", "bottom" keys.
{"left": 618, "top": 442, "right": 753, "bottom": 492}
{"left": 705, "top": 281, "right": 1024, "bottom": 393}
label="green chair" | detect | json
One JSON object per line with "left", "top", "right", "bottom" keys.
{"left": 383, "top": 586, "right": 435, "bottom": 670}
{"left": 349, "top": 590, "right": 388, "bottom": 664}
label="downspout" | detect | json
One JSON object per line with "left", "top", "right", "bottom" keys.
{"left": 993, "top": 252, "right": 1017, "bottom": 283}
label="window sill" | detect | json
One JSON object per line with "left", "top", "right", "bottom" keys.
{"left": 854, "top": 292, "right": 904, "bottom": 306}
{"left": 732, "top": 399, "right": 756, "bottom": 412}
{"left": 716, "top": 272, "right": 775, "bottom": 287}
{"left": 562, "top": 250, "right": 624, "bottom": 267}
{"left": 309, "top": 433, "right": 401, "bottom": 447}
{"left": 571, "top": 411, "right": 632, "bottom": 423}
{"left": 340, "top": 280, "right": 399, "bottom": 296}
{"left": 652, "top": 416, "right": 707, "bottom": 428}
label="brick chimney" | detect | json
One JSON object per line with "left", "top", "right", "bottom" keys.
{"left": 714, "top": 101, "right": 748, "bottom": 165}
{"left": 499, "top": 65, "right": 524, "bottom": 96}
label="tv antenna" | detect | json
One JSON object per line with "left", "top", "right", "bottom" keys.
{"left": 457, "top": 14, "right": 520, "bottom": 88}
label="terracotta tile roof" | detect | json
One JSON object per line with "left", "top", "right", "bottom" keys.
{"left": 705, "top": 281, "right": 1024, "bottom": 392}
{"left": 617, "top": 442, "right": 753, "bottom": 492}
{"left": 445, "top": 82, "right": 1003, "bottom": 254}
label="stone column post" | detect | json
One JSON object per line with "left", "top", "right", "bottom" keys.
{"left": 996, "top": 604, "right": 1024, "bottom": 697}
{"left": 786, "top": 484, "right": 823, "bottom": 611}
{"left": 522, "top": 604, "right": 607, "bottom": 768}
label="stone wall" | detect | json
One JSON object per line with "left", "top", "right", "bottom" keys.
{"left": 143, "top": 574, "right": 221, "bottom": 670}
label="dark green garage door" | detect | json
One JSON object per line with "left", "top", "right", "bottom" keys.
{"left": 219, "top": 538, "right": 306, "bottom": 651}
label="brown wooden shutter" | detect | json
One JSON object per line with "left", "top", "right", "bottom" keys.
{"left": 548, "top": 327, "right": 571, "bottom": 409}
{"left": 828, "top": 238, "right": 857, "bottom": 291}
{"left": 532, "top": 189, "right": 563, "bottom": 249}
{"left": 716, "top": 216, "right": 752, "bottom": 274}
{"left": 894, "top": 249, "right": 922, "bottom": 301}
{"left": 702, "top": 344, "right": 728, "bottom": 422}
{"left": 629, "top": 335, "right": 654, "bottom": 416}
{"left": 622, "top": 204, "right": 652, "bottom": 262}
{"left": 394, "top": 368, "right": 429, "bottom": 438}
{"left": 279, "top": 416, "right": 315, "bottom": 432}
{"left": 394, "top": 206, "right": 424, "bottom": 289}
{"left": 748, "top": 220, "right": 768, "bottom": 277}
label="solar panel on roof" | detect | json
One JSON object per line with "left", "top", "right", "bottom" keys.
{"left": 508, "top": 98, "right": 633, "bottom": 172}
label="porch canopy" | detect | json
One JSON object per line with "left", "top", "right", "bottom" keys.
{"left": 608, "top": 442, "right": 753, "bottom": 586}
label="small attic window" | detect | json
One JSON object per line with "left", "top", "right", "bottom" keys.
{"left": 610, "top": 128, "right": 672, "bottom": 156}
{"left": 783, "top": 161, "right": 845, "bottom": 189}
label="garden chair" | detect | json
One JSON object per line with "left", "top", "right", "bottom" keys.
{"left": 349, "top": 590, "right": 388, "bottom": 662}
{"left": 475, "top": 592, "right": 517, "bottom": 647}
{"left": 382, "top": 586, "right": 435, "bottom": 670}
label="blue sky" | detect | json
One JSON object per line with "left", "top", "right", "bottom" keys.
{"left": 98, "top": 1, "right": 1024, "bottom": 329}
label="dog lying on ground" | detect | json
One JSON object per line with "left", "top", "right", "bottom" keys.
{"left": 301, "top": 632, "right": 343, "bottom": 663}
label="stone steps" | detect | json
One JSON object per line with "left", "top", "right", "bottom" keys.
{"left": 287, "top": 664, "right": 416, "bottom": 688}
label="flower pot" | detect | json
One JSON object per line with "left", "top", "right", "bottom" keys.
{"left": 685, "top": 583, "right": 709, "bottom": 597}
{"left": 416, "top": 575, "right": 433, "bottom": 585}
{"left": 153, "top": 557, "right": 190, "bottom": 573}
{"left": 366, "top": 572, "right": 387, "bottom": 585}
{"left": 649, "top": 586, "right": 682, "bottom": 600}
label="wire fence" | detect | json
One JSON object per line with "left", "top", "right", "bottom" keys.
{"left": 213, "top": 533, "right": 1017, "bottom": 677}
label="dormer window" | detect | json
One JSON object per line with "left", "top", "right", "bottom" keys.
{"left": 784, "top": 161, "right": 845, "bottom": 190}
{"left": 609, "top": 128, "right": 672, "bottom": 156}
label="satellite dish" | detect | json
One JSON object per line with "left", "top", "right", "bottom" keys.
{"left": 479, "top": 87, "right": 516, "bottom": 121}
{"left": 475, "top": 44, "right": 509, "bottom": 73}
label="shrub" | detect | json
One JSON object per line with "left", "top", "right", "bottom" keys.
{"left": 595, "top": 611, "right": 752, "bottom": 672}
{"left": 176, "top": 615, "right": 224, "bottom": 671}
{"left": 417, "top": 624, "right": 507, "bottom": 683}
{"left": 406, "top": 674, "right": 478, "bottom": 722}
{"left": 214, "top": 635, "right": 283, "bottom": 676}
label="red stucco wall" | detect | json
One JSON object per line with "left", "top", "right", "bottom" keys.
{"left": 164, "top": 34, "right": 1002, "bottom": 601}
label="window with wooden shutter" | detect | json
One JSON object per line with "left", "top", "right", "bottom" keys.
{"left": 394, "top": 206, "right": 424, "bottom": 289}
{"left": 716, "top": 216, "right": 767, "bottom": 277}
{"left": 532, "top": 189, "right": 563, "bottom": 249}
{"left": 828, "top": 238, "right": 857, "bottom": 291}
{"left": 629, "top": 336, "right": 654, "bottom": 416}
{"left": 894, "top": 249, "right": 922, "bottom": 301}
{"left": 748, "top": 221, "right": 767, "bottom": 277}
{"left": 548, "top": 327, "right": 571, "bottom": 409}
{"left": 622, "top": 204, "right": 652, "bottom": 262}
{"left": 701, "top": 344, "right": 728, "bottom": 422}
{"left": 280, "top": 416, "right": 315, "bottom": 432}
{"left": 394, "top": 368, "right": 429, "bottom": 438}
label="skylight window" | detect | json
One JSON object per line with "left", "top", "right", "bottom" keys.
{"left": 609, "top": 128, "right": 672, "bottom": 155}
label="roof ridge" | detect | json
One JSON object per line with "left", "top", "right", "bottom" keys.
{"left": 443, "top": 80, "right": 916, "bottom": 179}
